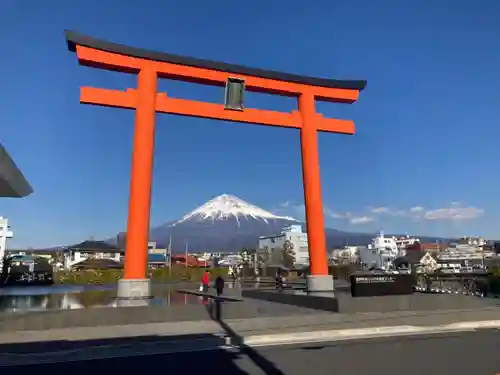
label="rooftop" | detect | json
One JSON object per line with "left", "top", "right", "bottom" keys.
{"left": 0, "top": 144, "right": 33, "bottom": 198}
{"left": 65, "top": 30, "right": 367, "bottom": 93}
{"left": 66, "top": 240, "right": 122, "bottom": 252}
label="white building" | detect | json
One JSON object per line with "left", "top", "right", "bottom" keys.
{"left": 458, "top": 236, "right": 486, "bottom": 248}
{"left": 218, "top": 254, "right": 242, "bottom": 266}
{"left": 0, "top": 217, "right": 13, "bottom": 267}
{"left": 258, "top": 225, "right": 309, "bottom": 267}
{"left": 392, "top": 235, "right": 420, "bottom": 254}
{"left": 330, "top": 246, "right": 359, "bottom": 263}
{"left": 359, "top": 231, "right": 399, "bottom": 270}
{"left": 437, "top": 243, "right": 493, "bottom": 261}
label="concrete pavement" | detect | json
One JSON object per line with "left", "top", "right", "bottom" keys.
{"left": 0, "top": 294, "right": 325, "bottom": 332}
{"left": 2, "top": 283, "right": 498, "bottom": 332}
{"left": 2, "top": 330, "right": 500, "bottom": 374}
{"left": 2, "top": 282, "right": 500, "bottom": 368}
{"left": 4, "top": 305, "right": 500, "bottom": 343}
{"left": 1, "top": 306, "right": 500, "bottom": 354}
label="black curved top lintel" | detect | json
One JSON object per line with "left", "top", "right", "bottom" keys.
{"left": 65, "top": 30, "right": 367, "bottom": 91}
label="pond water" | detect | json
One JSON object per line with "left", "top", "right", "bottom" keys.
{"left": 0, "top": 283, "right": 236, "bottom": 313}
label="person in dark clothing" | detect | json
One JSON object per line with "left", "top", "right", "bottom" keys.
{"left": 275, "top": 270, "right": 284, "bottom": 290}
{"left": 215, "top": 276, "right": 225, "bottom": 296}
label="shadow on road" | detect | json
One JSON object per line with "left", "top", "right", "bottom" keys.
{"left": 0, "top": 297, "right": 285, "bottom": 375}
{"left": 207, "top": 299, "right": 286, "bottom": 375}
{"left": 0, "top": 333, "right": 256, "bottom": 373}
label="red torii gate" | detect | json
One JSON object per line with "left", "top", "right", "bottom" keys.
{"left": 65, "top": 31, "right": 366, "bottom": 298}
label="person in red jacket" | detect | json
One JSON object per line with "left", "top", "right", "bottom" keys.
{"left": 201, "top": 269, "right": 210, "bottom": 293}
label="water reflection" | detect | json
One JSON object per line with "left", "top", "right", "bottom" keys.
{"left": 0, "top": 280, "right": 270, "bottom": 313}
{"left": 0, "top": 285, "right": 208, "bottom": 314}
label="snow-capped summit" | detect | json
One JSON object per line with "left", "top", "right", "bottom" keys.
{"left": 116, "top": 193, "right": 301, "bottom": 252}
{"left": 172, "top": 193, "right": 298, "bottom": 226}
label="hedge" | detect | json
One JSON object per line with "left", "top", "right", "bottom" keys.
{"left": 55, "top": 264, "right": 360, "bottom": 285}
{"left": 55, "top": 266, "right": 228, "bottom": 285}
{"left": 488, "top": 266, "right": 500, "bottom": 294}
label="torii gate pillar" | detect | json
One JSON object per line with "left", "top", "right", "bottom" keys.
{"left": 65, "top": 31, "right": 366, "bottom": 299}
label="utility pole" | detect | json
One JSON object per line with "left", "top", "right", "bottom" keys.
{"left": 253, "top": 252, "right": 260, "bottom": 281}
{"left": 167, "top": 235, "right": 172, "bottom": 277}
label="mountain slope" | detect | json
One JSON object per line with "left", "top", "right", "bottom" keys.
{"left": 116, "top": 194, "right": 300, "bottom": 252}
{"left": 112, "top": 194, "right": 449, "bottom": 253}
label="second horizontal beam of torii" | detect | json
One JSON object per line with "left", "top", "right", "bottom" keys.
{"left": 81, "top": 87, "right": 356, "bottom": 134}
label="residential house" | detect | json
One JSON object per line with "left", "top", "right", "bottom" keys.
{"left": 148, "top": 253, "right": 167, "bottom": 268}
{"left": 147, "top": 241, "right": 168, "bottom": 268}
{"left": 71, "top": 257, "right": 123, "bottom": 271}
{"left": 63, "top": 240, "right": 123, "bottom": 270}
{"left": 405, "top": 242, "right": 447, "bottom": 253}
{"left": 6, "top": 248, "right": 58, "bottom": 261}
{"left": 394, "top": 251, "right": 439, "bottom": 273}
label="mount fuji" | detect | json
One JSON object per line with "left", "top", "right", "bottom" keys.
{"left": 113, "top": 194, "right": 375, "bottom": 253}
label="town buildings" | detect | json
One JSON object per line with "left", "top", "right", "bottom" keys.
{"left": 258, "top": 224, "right": 309, "bottom": 267}
{"left": 0, "top": 217, "right": 13, "bottom": 267}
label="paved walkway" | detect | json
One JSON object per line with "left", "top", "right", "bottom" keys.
{"left": 2, "top": 306, "right": 500, "bottom": 344}
{"left": 0, "top": 291, "right": 324, "bottom": 332}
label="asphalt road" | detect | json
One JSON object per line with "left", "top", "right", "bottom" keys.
{"left": 2, "top": 330, "right": 500, "bottom": 374}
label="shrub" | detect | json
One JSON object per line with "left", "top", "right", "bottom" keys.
{"left": 488, "top": 266, "right": 500, "bottom": 294}
{"left": 55, "top": 265, "right": 229, "bottom": 285}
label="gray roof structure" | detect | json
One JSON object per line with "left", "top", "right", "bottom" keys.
{"left": 0, "top": 144, "right": 33, "bottom": 198}
{"left": 65, "top": 30, "right": 367, "bottom": 92}
{"left": 66, "top": 240, "right": 122, "bottom": 253}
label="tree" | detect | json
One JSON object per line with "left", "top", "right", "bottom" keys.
{"left": 257, "top": 247, "right": 270, "bottom": 266}
{"left": 239, "top": 248, "right": 252, "bottom": 266}
{"left": 238, "top": 248, "right": 255, "bottom": 278}
{"left": 282, "top": 240, "right": 296, "bottom": 269}
{"left": 254, "top": 247, "right": 271, "bottom": 277}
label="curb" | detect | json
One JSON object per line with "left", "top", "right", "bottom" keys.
{"left": 414, "top": 286, "right": 485, "bottom": 297}
{"left": 242, "top": 320, "right": 500, "bottom": 347}
{"left": 415, "top": 287, "right": 500, "bottom": 299}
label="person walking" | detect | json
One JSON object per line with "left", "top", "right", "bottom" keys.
{"left": 275, "top": 269, "right": 283, "bottom": 290}
{"left": 215, "top": 275, "right": 225, "bottom": 296}
{"left": 201, "top": 269, "right": 210, "bottom": 293}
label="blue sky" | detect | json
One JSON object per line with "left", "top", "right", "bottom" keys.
{"left": 1, "top": 0, "right": 499, "bottom": 248}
